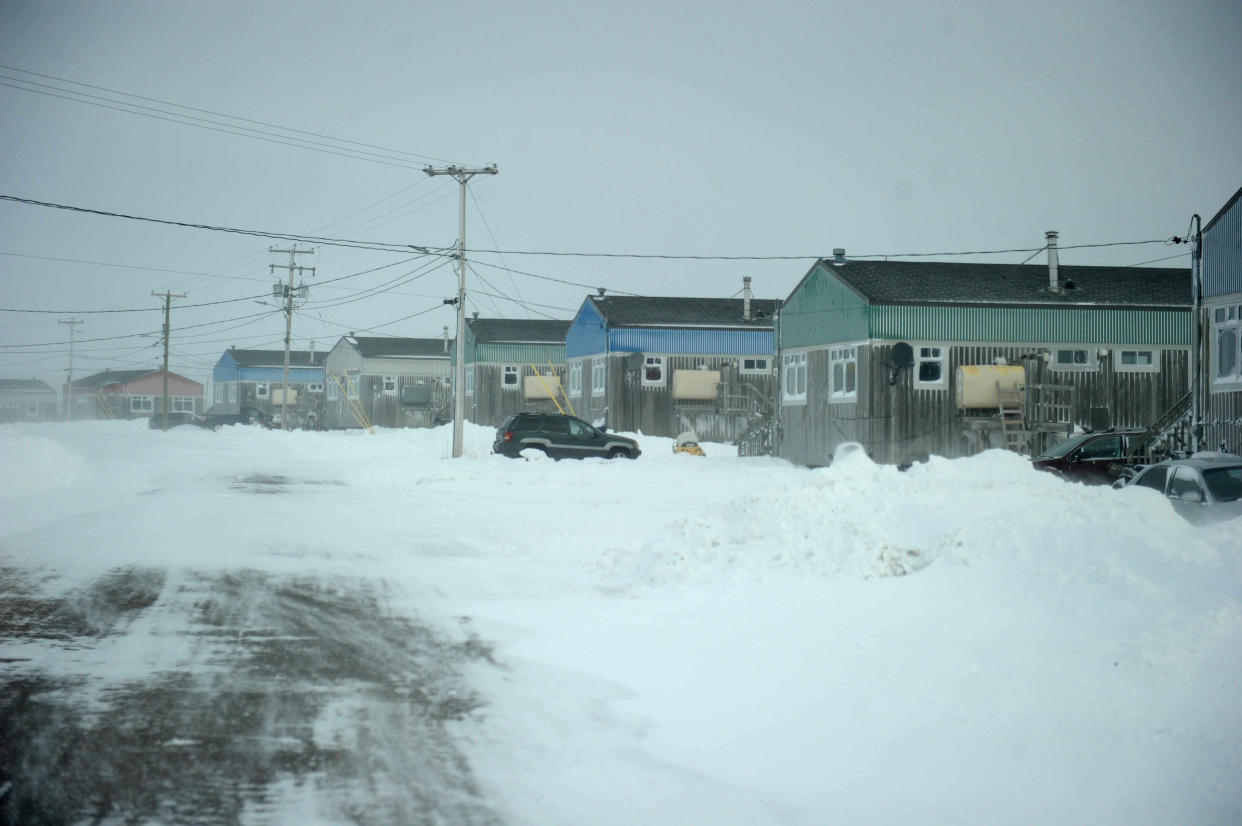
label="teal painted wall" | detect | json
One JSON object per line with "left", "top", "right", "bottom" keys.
{"left": 778, "top": 262, "right": 869, "bottom": 349}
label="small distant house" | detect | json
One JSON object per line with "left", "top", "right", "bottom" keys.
{"left": 0, "top": 379, "right": 58, "bottom": 422}
{"left": 209, "top": 348, "right": 326, "bottom": 425}
{"left": 564, "top": 283, "right": 780, "bottom": 443}
{"left": 463, "top": 317, "right": 572, "bottom": 427}
{"left": 323, "top": 335, "right": 452, "bottom": 429}
{"left": 1202, "top": 185, "right": 1242, "bottom": 454}
{"left": 65, "top": 369, "right": 204, "bottom": 421}
{"left": 776, "top": 240, "right": 1191, "bottom": 467}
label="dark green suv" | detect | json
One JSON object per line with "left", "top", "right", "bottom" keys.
{"left": 493, "top": 412, "right": 641, "bottom": 460}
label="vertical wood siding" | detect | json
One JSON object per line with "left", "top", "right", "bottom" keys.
{"left": 467, "top": 364, "right": 567, "bottom": 427}
{"left": 777, "top": 343, "right": 1189, "bottom": 466}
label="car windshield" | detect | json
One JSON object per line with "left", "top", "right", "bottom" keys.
{"left": 1036, "top": 433, "right": 1093, "bottom": 459}
{"left": 1202, "top": 466, "right": 1242, "bottom": 502}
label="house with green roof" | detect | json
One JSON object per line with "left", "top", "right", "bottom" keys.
{"left": 323, "top": 335, "right": 452, "bottom": 429}
{"left": 462, "top": 316, "right": 572, "bottom": 427}
{"left": 1202, "top": 184, "right": 1242, "bottom": 454}
{"left": 564, "top": 284, "right": 780, "bottom": 443}
{"left": 776, "top": 240, "right": 1191, "bottom": 466}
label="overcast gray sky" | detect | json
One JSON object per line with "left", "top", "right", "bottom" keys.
{"left": 2, "top": 0, "right": 1240, "bottom": 389}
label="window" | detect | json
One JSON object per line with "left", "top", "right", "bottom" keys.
{"left": 782, "top": 352, "right": 807, "bottom": 403}
{"left": 1135, "top": 465, "right": 1168, "bottom": 493}
{"left": 1079, "top": 435, "right": 1121, "bottom": 460}
{"left": 130, "top": 396, "right": 153, "bottom": 412}
{"left": 214, "top": 384, "right": 224, "bottom": 404}
{"left": 227, "top": 383, "right": 235, "bottom": 404}
{"left": 382, "top": 375, "right": 398, "bottom": 395}
{"left": 308, "top": 382, "right": 324, "bottom": 393}
{"left": 171, "top": 396, "right": 195, "bottom": 412}
{"left": 1168, "top": 466, "right": 1206, "bottom": 501}
{"left": 327, "top": 378, "right": 339, "bottom": 400}
{"left": 914, "top": 345, "right": 947, "bottom": 388}
{"left": 569, "top": 362, "right": 582, "bottom": 395}
{"left": 465, "top": 368, "right": 475, "bottom": 395}
{"left": 740, "top": 357, "right": 770, "bottom": 374}
{"left": 642, "top": 356, "right": 665, "bottom": 387}
{"left": 1115, "top": 349, "right": 1158, "bottom": 374}
{"left": 502, "top": 366, "right": 520, "bottom": 389}
{"left": 830, "top": 346, "right": 858, "bottom": 400}
{"left": 1211, "top": 303, "right": 1242, "bottom": 389}
{"left": 256, "top": 382, "right": 269, "bottom": 398}
{"left": 1051, "top": 348, "right": 1098, "bottom": 372}
{"left": 592, "top": 361, "right": 606, "bottom": 396}
{"left": 26, "top": 403, "right": 38, "bottom": 416}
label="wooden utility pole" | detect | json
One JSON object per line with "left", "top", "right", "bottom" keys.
{"left": 422, "top": 163, "right": 498, "bottom": 457}
{"left": 268, "top": 246, "right": 315, "bottom": 430}
{"left": 152, "top": 291, "right": 186, "bottom": 431}
{"left": 58, "top": 318, "right": 83, "bottom": 421}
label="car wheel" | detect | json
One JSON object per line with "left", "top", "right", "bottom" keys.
{"left": 607, "top": 447, "right": 631, "bottom": 460}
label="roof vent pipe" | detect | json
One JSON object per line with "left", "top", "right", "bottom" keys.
{"left": 1046, "top": 231, "right": 1060, "bottom": 293}
{"left": 742, "top": 276, "right": 753, "bottom": 321}
{"left": 309, "top": 340, "right": 315, "bottom": 359}
{"left": 443, "top": 326, "right": 450, "bottom": 352}
{"left": 833, "top": 248, "right": 846, "bottom": 264}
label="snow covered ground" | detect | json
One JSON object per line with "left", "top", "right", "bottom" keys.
{"left": 1, "top": 420, "right": 1240, "bottom": 825}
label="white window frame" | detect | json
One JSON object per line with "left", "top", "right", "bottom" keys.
{"left": 130, "top": 395, "right": 153, "bottom": 413}
{"left": 327, "top": 378, "right": 339, "bottom": 400}
{"left": 465, "top": 367, "right": 475, "bottom": 396}
{"left": 1050, "top": 348, "right": 1099, "bottom": 372}
{"left": 171, "top": 396, "right": 195, "bottom": 413}
{"left": 739, "top": 357, "right": 770, "bottom": 374}
{"left": 1114, "top": 348, "right": 1159, "bottom": 374}
{"left": 227, "top": 383, "right": 235, "bottom": 404}
{"left": 781, "top": 351, "right": 807, "bottom": 405}
{"left": 592, "top": 360, "right": 606, "bottom": 396}
{"left": 382, "top": 375, "right": 398, "bottom": 395}
{"left": 26, "top": 402, "right": 39, "bottom": 416}
{"left": 1210, "top": 301, "right": 1242, "bottom": 391}
{"left": 829, "top": 345, "right": 859, "bottom": 402}
{"left": 913, "top": 344, "right": 948, "bottom": 389}
{"left": 256, "top": 382, "right": 269, "bottom": 398}
{"left": 641, "top": 356, "right": 665, "bottom": 388}
{"left": 307, "top": 382, "right": 324, "bottom": 393}
{"left": 502, "top": 365, "right": 520, "bottom": 390}
{"left": 569, "top": 361, "right": 582, "bottom": 395}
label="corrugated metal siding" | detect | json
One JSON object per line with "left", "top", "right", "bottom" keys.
{"left": 1203, "top": 193, "right": 1242, "bottom": 298}
{"left": 607, "top": 327, "right": 774, "bottom": 355}
{"left": 360, "top": 356, "right": 450, "bottom": 377}
{"left": 566, "top": 301, "right": 608, "bottom": 357}
{"left": 237, "top": 366, "right": 325, "bottom": 383}
{"left": 474, "top": 343, "right": 566, "bottom": 365}
{"left": 779, "top": 263, "right": 869, "bottom": 349}
{"left": 869, "top": 306, "right": 1189, "bottom": 345}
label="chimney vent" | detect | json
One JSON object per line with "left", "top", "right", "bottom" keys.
{"left": 443, "top": 326, "right": 450, "bottom": 352}
{"left": 832, "top": 248, "right": 846, "bottom": 264}
{"left": 742, "top": 276, "right": 753, "bottom": 321}
{"left": 1045, "top": 231, "right": 1060, "bottom": 293}
{"left": 597, "top": 287, "right": 605, "bottom": 297}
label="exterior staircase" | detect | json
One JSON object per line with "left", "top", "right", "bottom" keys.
{"left": 1128, "top": 391, "right": 1193, "bottom": 462}
{"left": 724, "top": 382, "right": 777, "bottom": 457}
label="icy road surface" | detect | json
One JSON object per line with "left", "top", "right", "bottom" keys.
{"left": 1, "top": 420, "right": 1240, "bottom": 825}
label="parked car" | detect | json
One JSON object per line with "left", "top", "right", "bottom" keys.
{"left": 493, "top": 412, "right": 641, "bottom": 460}
{"left": 147, "top": 411, "right": 204, "bottom": 429}
{"left": 199, "top": 406, "right": 274, "bottom": 430}
{"left": 1117, "top": 454, "right": 1242, "bottom": 524}
{"left": 1031, "top": 429, "right": 1147, "bottom": 485}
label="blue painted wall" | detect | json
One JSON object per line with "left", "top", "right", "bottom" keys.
{"left": 566, "top": 300, "right": 609, "bottom": 357}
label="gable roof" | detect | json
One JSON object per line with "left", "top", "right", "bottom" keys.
{"left": 69, "top": 369, "right": 157, "bottom": 390}
{"left": 588, "top": 296, "right": 780, "bottom": 328}
{"left": 0, "top": 379, "right": 56, "bottom": 394}
{"left": 227, "top": 348, "right": 327, "bottom": 368}
{"left": 1204, "top": 184, "right": 1242, "bottom": 234}
{"left": 349, "top": 336, "right": 451, "bottom": 358}
{"left": 820, "top": 260, "right": 1189, "bottom": 309}
{"left": 467, "top": 318, "right": 571, "bottom": 344}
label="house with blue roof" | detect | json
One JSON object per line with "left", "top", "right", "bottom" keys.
{"left": 564, "top": 283, "right": 779, "bottom": 444}
{"left": 776, "top": 240, "right": 1191, "bottom": 467}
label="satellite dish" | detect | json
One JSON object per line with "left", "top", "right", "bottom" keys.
{"left": 891, "top": 342, "right": 914, "bottom": 369}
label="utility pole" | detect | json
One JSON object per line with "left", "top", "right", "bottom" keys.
{"left": 58, "top": 318, "right": 83, "bottom": 421}
{"left": 423, "top": 163, "right": 498, "bottom": 457}
{"left": 152, "top": 291, "right": 186, "bottom": 431}
{"left": 1188, "top": 214, "right": 1203, "bottom": 454}
{"left": 269, "top": 246, "right": 315, "bottom": 431}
